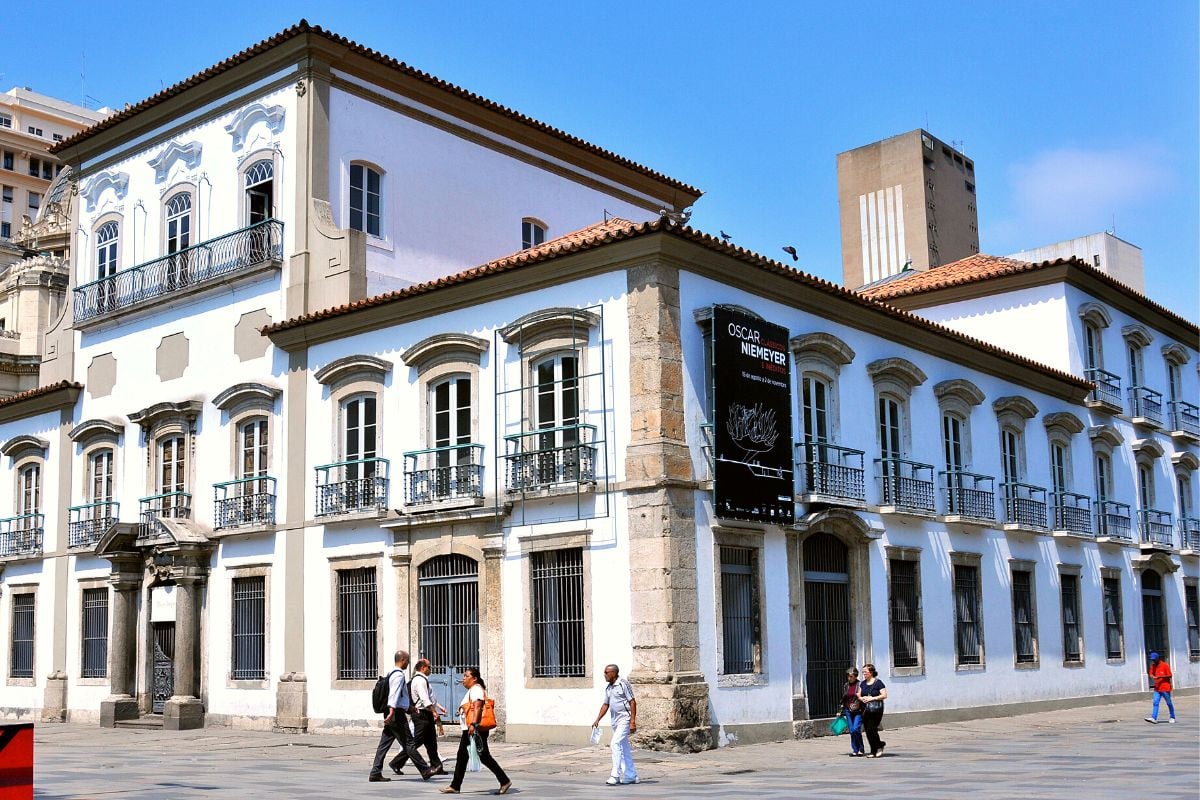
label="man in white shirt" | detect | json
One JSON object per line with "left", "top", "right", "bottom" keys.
{"left": 591, "top": 663, "right": 638, "bottom": 786}
{"left": 408, "top": 658, "right": 447, "bottom": 774}
{"left": 368, "top": 650, "right": 433, "bottom": 782}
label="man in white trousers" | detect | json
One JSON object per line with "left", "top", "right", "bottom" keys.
{"left": 592, "top": 663, "right": 638, "bottom": 786}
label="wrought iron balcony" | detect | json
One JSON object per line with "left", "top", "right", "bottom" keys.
{"left": 875, "top": 457, "right": 935, "bottom": 514}
{"left": 1179, "top": 517, "right": 1200, "bottom": 551}
{"left": 797, "top": 441, "right": 865, "bottom": 503}
{"left": 504, "top": 424, "right": 597, "bottom": 492}
{"left": 0, "top": 514, "right": 43, "bottom": 557}
{"left": 214, "top": 476, "right": 277, "bottom": 529}
{"left": 402, "top": 445, "right": 484, "bottom": 507}
{"left": 73, "top": 219, "right": 283, "bottom": 323}
{"left": 68, "top": 501, "right": 119, "bottom": 548}
{"left": 139, "top": 492, "right": 191, "bottom": 541}
{"left": 1084, "top": 368, "right": 1122, "bottom": 410}
{"left": 1001, "top": 482, "right": 1047, "bottom": 529}
{"left": 315, "top": 458, "right": 389, "bottom": 517}
{"left": 1138, "top": 508, "right": 1175, "bottom": 548}
{"left": 1051, "top": 491, "right": 1092, "bottom": 535}
{"left": 1095, "top": 499, "right": 1132, "bottom": 540}
{"left": 941, "top": 469, "right": 996, "bottom": 522}
{"left": 1128, "top": 386, "right": 1163, "bottom": 426}
{"left": 1168, "top": 400, "right": 1200, "bottom": 437}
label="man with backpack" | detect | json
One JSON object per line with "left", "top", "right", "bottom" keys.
{"left": 369, "top": 650, "right": 434, "bottom": 782}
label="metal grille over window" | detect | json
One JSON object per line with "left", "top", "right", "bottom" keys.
{"left": 419, "top": 556, "right": 480, "bottom": 672}
{"left": 1185, "top": 584, "right": 1200, "bottom": 660}
{"left": 1103, "top": 577, "right": 1124, "bottom": 659}
{"left": 231, "top": 576, "right": 266, "bottom": 680}
{"left": 953, "top": 565, "right": 982, "bottom": 665}
{"left": 803, "top": 533, "right": 851, "bottom": 718}
{"left": 530, "top": 549, "right": 585, "bottom": 678}
{"left": 1061, "top": 574, "right": 1082, "bottom": 662}
{"left": 80, "top": 588, "right": 109, "bottom": 678}
{"left": 11, "top": 594, "right": 35, "bottom": 678}
{"left": 888, "top": 559, "right": 921, "bottom": 668}
{"left": 720, "top": 546, "right": 759, "bottom": 674}
{"left": 337, "top": 567, "right": 378, "bottom": 680}
{"left": 1012, "top": 571, "right": 1036, "bottom": 664}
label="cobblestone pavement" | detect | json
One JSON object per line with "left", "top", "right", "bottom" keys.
{"left": 28, "top": 696, "right": 1199, "bottom": 799}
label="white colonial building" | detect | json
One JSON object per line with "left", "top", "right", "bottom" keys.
{"left": 0, "top": 23, "right": 1194, "bottom": 748}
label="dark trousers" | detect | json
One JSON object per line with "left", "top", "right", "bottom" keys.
{"left": 450, "top": 729, "right": 509, "bottom": 790}
{"left": 862, "top": 708, "right": 886, "bottom": 754}
{"left": 412, "top": 708, "right": 442, "bottom": 769}
{"left": 370, "top": 714, "right": 430, "bottom": 777}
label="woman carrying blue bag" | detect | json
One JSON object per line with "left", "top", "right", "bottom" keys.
{"left": 840, "top": 667, "right": 865, "bottom": 756}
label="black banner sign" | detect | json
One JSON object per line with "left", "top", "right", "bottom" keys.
{"left": 711, "top": 305, "right": 794, "bottom": 523}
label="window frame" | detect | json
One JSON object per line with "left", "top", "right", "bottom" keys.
{"left": 93, "top": 215, "right": 123, "bottom": 282}
{"left": 1101, "top": 571, "right": 1124, "bottom": 662}
{"left": 1185, "top": 579, "right": 1199, "bottom": 662}
{"left": 229, "top": 569, "right": 270, "bottom": 686}
{"left": 161, "top": 186, "right": 195, "bottom": 256}
{"left": 1059, "top": 569, "right": 1084, "bottom": 666}
{"left": 951, "top": 554, "right": 985, "bottom": 670}
{"left": 80, "top": 585, "right": 110, "bottom": 679}
{"left": 348, "top": 161, "right": 383, "bottom": 238}
{"left": 241, "top": 154, "right": 277, "bottom": 227}
{"left": 330, "top": 558, "right": 380, "bottom": 689}
{"left": 521, "top": 217, "right": 547, "bottom": 250}
{"left": 714, "top": 528, "right": 767, "bottom": 685}
{"left": 529, "top": 547, "right": 587, "bottom": 682}
{"left": 1010, "top": 563, "right": 1039, "bottom": 668}
{"left": 8, "top": 589, "right": 36, "bottom": 683}
{"left": 886, "top": 547, "right": 924, "bottom": 676}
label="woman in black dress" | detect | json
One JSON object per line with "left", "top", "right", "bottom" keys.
{"left": 856, "top": 663, "right": 889, "bottom": 758}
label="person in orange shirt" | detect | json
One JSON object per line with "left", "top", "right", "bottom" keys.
{"left": 1144, "top": 651, "right": 1176, "bottom": 724}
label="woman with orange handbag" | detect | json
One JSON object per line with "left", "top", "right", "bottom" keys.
{"left": 441, "top": 667, "right": 512, "bottom": 795}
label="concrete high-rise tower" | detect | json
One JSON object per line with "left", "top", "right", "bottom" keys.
{"left": 837, "top": 129, "right": 980, "bottom": 288}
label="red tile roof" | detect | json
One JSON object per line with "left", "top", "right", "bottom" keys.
{"left": 262, "top": 218, "right": 1092, "bottom": 393}
{"left": 859, "top": 253, "right": 1198, "bottom": 336}
{"left": 50, "top": 21, "right": 699, "bottom": 201}
{"left": 0, "top": 381, "right": 83, "bottom": 409}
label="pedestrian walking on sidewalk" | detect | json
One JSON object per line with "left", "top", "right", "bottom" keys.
{"left": 856, "top": 663, "right": 889, "bottom": 758}
{"left": 1144, "top": 651, "right": 1177, "bottom": 724}
{"left": 369, "top": 650, "right": 434, "bottom": 782}
{"left": 411, "top": 658, "right": 448, "bottom": 774}
{"left": 841, "top": 667, "right": 865, "bottom": 757}
{"left": 441, "top": 667, "right": 511, "bottom": 795}
{"left": 592, "top": 663, "right": 639, "bottom": 786}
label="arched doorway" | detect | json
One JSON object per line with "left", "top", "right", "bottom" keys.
{"left": 1141, "top": 570, "right": 1168, "bottom": 658}
{"left": 418, "top": 555, "right": 480, "bottom": 673}
{"left": 803, "top": 532, "right": 852, "bottom": 718}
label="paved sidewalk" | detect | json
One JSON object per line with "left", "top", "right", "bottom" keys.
{"left": 29, "top": 696, "right": 1199, "bottom": 799}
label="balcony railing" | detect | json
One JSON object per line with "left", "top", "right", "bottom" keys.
{"left": 1168, "top": 400, "right": 1200, "bottom": 437}
{"left": 68, "top": 501, "right": 119, "bottom": 548}
{"left": 1084, "top": 368, "right": 1122, "bottom": 410}
{"left": 941, "top": 469, "right": 996, "bottom": 522}
{"left": 1051, "top": 491, "right": 1092, "bottom": 535}
{"left": 402, "top": 445, "right": 484, "bottom": 507}
{"left": 1001, "top": 482, "right": 1047, "bottom": 529}
{"left": 504, "top": 424, "right": 597, "bottom": 493}
{"left": 139, "top": 492, "right": 191, "bottom": 541}
{"left": 315, "top": 458, "right": 389, "bottom": 517}
{"left": 1095, "top": 499, "right": 1132, "bottom": 540}
{"left": 214, "top": 476, "right": 277, "bottom": 529}
{"left": 1128, "top": 386, "right": 1163, "bottom": 426}
{"left": 875, "top": 457, "right": 935, "bottom": 513}
{"left": 797, "top": 441, "right": 865, "bottom": 503}
{"left": 0, "top": 514, "right": 44, "bottom": 557}
{"left": 1139, "top": 508, "right": 1175, "bottom": 547}
{"left": 73, "top": 219, "right": 283, "bottom": 323}
{"left": 1179, "top": 517, "right": 1200, "bottom": 551}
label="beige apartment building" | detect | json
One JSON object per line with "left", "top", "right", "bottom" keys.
{"left": 837, "top": 129, "right": 980, "bottom": 288}
{"left": 0, "top": 89, "right": 107, "bottom": 395}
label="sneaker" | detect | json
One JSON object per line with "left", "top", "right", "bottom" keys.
{"left": 622, "top": 777, "right": 640, "bottom": 785}
{"left": 606, "top": 777, "right": 620, "bottom": 786}
{"left": 1168, "top": 718, "right": 1177, "bottom": 724}
{"left": 1144, "top": 717, "right": 1157, "bottom": 724}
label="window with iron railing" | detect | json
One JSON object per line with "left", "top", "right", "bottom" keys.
{"left": 1169, "top": 400, "right": 1200, "bottom": 437}
{"left": 719, "top": 546, "right": 760, "bottom": 675}
{"left": 1002, "top": 482, "right": 1047, "bottom": 529}
{"left": 80, "top": 587, "right": 109, "bottom": 678}
{"left": 231, "top": 576, "right": 266, "bottom": 681}
{"left": 953, "top": 564, "right": 983, "bottom": 666}
{"left": 942, "top": 469, "right": 996, "bottom": 521}
{"left": 1103, "top": 576, "right": 1123, "bottom": 660}
{"left": 336, "top": 567, "right": 377, "bottom": 681}
{"left": 888, "top": 558, "right": 922, "bottom": 668}
{"left": 10, "top": 593, "right": 34, "bottom": 678}
{"left": 1129, "top": 386, "right": 1163, "bottom": 425}
{"left": 1052, "top": 491, "right": 1092, "bottom": 535}
{"left": 531, "top": 548, "right": 585, "bottom": 678}
{"left": 1060, "top": 574, "right": 1083, "bottom": 664}
{"left": 1011, "top": 570, "right": 1037, "bottom": 664}
{"left": 877, "top": 457, "right": 935, "bottom": 513}
{"left": 1185, "top": 583, "right": 1199, "bottom": 660}
{"left": 797, "top": 442, "right": 865, "bottom": 503}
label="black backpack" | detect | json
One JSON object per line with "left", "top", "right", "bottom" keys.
{"left": 372, "top": 669, "right": 398, "bottom": 714}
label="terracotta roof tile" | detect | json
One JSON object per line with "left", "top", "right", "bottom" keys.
{"left": 50, "top": 21, "right": 699, "bottom": 201}
{"left": 0, "top": 380, "right": 83, "bottom": 409}
{"left": 859, "top": 253, "right": 1197, "bottom": 336}
{"left": 263, "top": 220, "right": 1091, "bottom": 393}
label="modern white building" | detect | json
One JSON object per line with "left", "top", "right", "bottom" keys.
{"left": 0, "top": 23, "right": 1195, "bottom": 749}
{"left": 1009, "top": 232, "right": 1145, "bottom": 295}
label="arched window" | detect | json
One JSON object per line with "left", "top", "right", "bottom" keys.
{"left": 18, "top": 462, "right": 40, "bottom": 518}
{"left": 349, "top": 163, "right": 382, "bottom": 237}
{"left": 533, "top": 352, "right": 583, "bottom": 485}
{"left": 522, "top": 218, "right": 547, "bottom": 249}
{"left": 245, "top": 160, "right": 274, "bottom": 225}
{"left": 88, "top": 448, "right": 115, "bottom": 505}
{"left": 96, "top": 221, "right": 119, "bottom": 279}
{"left": 165, "top": 192, "right": 192, "bottom": 254}
{"left": 1083, "top": 321, "right": 1103, "bottom": 371}
{"left": 158, "top": 435, "right": 188, "bottom": 518}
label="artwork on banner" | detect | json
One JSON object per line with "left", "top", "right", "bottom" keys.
{"left": 712, "top": 305, "right": 794, "bottom": 523}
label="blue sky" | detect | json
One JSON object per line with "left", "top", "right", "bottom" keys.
{"left": 4, "top": 1, "right": 1196, "bottom": 320}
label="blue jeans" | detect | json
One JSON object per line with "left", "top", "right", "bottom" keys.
{"left": 843, "top": 709, "right": 864, "bottom": 754}
{"left": 1151, "top": 691, "right": 1175, "bottom": 720}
